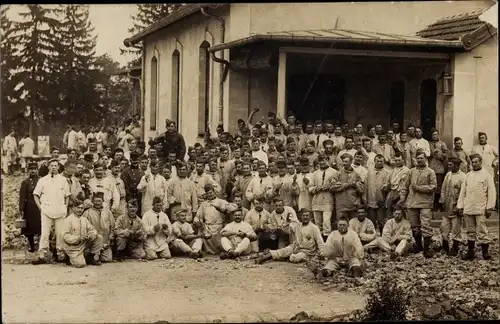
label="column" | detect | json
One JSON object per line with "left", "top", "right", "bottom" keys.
{"left": 277, "top": 50, "right": 287, "bottom": 118}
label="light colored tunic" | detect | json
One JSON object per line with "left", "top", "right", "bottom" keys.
{"left": 457, "top": 169, "right": 496, "bottom": 215}
{"left": 409, "top": 138, "right": 431, "bottom": 157}
{"left": 62, "top": 213, "right": 101, "bottom": 258}
{"left": 33, "top": 174, "right": 71, "bottom": 219}
{"left": 440, "top": 171, "right": 466, "bottom": 212}
{"left": 166, "top": 178, "right": 198, "bottom": 214}
{"left": 382, "top": 218, "right": 413, "bottom": 243}
{"left": 107, "top": 174, "right": 126, "bottom": 216}
{"left": 366, "top": 167, "right": 390, "bottom": 209}
{"left": 220, "top": 221, "right": 256, "bottom": 254}
{"left": 252, "top": 149, "right": 269, "bottom": 165}
{"left": 309, "top": 167, "right": 337, "bottom": 212}
{"left": 83, "top": 207, "right": 114, "bottom": 245}
{"left": 322, "top": 229, "right": 364, "bottom": 266}
{"left": 296, "top": 173, "right": 313, "bottom": 210}
{"left": 352, "top": 164, "right": 368, "bottom": 183}
{"left": 137, "top": 173, "right": 169, "bottom": 214}
{"left": 194, "top": 198, "right": 228, "bottom": 254}
{"left": 471, "top": 144, "right": 498, "bottom": 176}
{"left": 89, "top": 177, "right": 120, "bottom": 211}
{"left": 142, "top": 210, "right": 173, "bottom": 252}
{"left": 190, "top": 172, "right": 221, "bottom": 200}
{"left": 331, "top": 168, "right": 364, "bottom": 212}
{"left": 273, "top": 174, "right": 294, "bottom": 207}
{"left": 348, "top": 218, "right": 376, "bottom": 242}
{"left": 245, "top": 175, "right": 274, "bottom": 210}
{"left": 403, "top": 166, "right": 437, "bottom": 209}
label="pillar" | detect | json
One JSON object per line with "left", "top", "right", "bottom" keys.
{"left": 277, "top": 51, "right": 287, "bottom": 118}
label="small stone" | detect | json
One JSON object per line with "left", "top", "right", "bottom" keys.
{"left": 421, "top": 281, "right": 429, "bottom": 288}
{"left": 418, "top": 274, "right": 428, "bottom": 279}
{"left": 441, "top": 301, "right": 452, "bottom": 312}
{"left": 184, "top": 285, "right": 188, "bottom": 288}
{"left": 423, "top": 305, "right": 442, "bottom": 319}
{"left": 487, "top": 280, "right": 497, "bottom": 287}
{"left": 425, "top": 296, "right": 436, "bottom": 303}
{"left": 290, "top": 311, "right": 310, "bottom": 322}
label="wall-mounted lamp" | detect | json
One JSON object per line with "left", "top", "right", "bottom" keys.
{"left": 441, "top": 72, "right": 453, "bottom": 96}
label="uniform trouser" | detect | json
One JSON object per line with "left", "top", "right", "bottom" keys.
{"left": 368, "top": 208, "right": 387, "bottom": 231}
{"left": 337, "top": 210, "right": 357, "bottom": 220}
{"left": 270, "top": 245, "right": 310, "bottom": 263}
{"left": 385, "top": 190, "right": 400, "bottom": 219}
{"left": 171, "top": 238, "right": 203, "bottom": 254}
{"left": 313, "top": 211, "right": 333, "bottom": 235}
{"left": 364, "top": 237, "right": 409, "bottom": 255}
{"left": 39, "top": 213, "right": 65, "bottom": 258}
{"left": 440, "top": 215, "right": 463, "bottom": 242}
{"left": 144, "top": 245, "right": 171, "bottom": 260}
{"left": 100, "top": 245, "right": 113, "bottom": 262}
{"left": 406, "top": 208, "right": 433, "bottom": 237}
{"left": 464, "top": 214, "right": 491, "bottom": 244}
{"left": 116, "top": 237, "right": 147, "bottom": 259}
{"left": 323, "top": 257, "right": 361, "bottom": 271}
{"left": 221, "top": 237, "right": 251, "bottom": 255}
{"left": 66, "top": 235, "right": 103, "bottom": 267}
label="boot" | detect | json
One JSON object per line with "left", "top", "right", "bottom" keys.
{"left": 255, "top": 252, "right": 273, "bottom": 265}
{"left": 31, "top": 257, "right": 49, "bottom": 265}
{"left": 481, "top": 243, "right": 491, "bottom": 260}
{"left": 219, "top": 252, "right": 228, "bottom": 260}
{"left": 227, "top": 250, "right": 236, "bottom": 259}
{"left": 412, "top": 230, "right": 423, "bottom": 253}
{"left": 441, "top": 240, "right": 450, "bottom": 254}
{"left": 189, "top": 251, "right": 199, "bottom": 259}
{"left": 462, "top": 240, "right": 475, "bottom": 261}
{"left": 448, "top": 240, "right": 460, "bottom": 257}
{"left": 350, "top": 266, "right": 362, "bottom": 278}
{"left": 114, "top": 249, "right": 124, "bottom": 261}
{"left": 87, "top": 253, "right": 102, "bottom": 266}
{"left": 423, "top": 237, "right": 434, "bottom": 258}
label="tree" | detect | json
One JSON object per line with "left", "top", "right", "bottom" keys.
{"left": 120, "top": 4, "right": 183, "bottom": 67}
{"left": 0, "top": 5, "right": 24, "bottom": 135}
{"left": 9, "top": 5, "right": 61, "bottom": 139}
{"left": 52, "top": 4, "right": 102, "bottom": 125}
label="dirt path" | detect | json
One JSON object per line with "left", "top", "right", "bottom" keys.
{"left": 2, "top": 257, "right": 365, "bottom": 323}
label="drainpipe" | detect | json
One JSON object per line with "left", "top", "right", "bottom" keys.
{"left": 200, "top": 7, "right": 230, "bottom": 126}
{"left": 140, "top": 43, "right": 146, "bottom": 141}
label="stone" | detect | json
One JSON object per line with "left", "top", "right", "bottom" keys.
{"left": 441, "top": 301, "right": 452, "bottom": 312}
{"left": 487, "top": 280, "right": 497, "bottom": 287}
{"left": 423, "top": 305, "right": 442, "bottom": 319}
{"left": 425, "top": 297, "right": 436, "bottom": 303}
{"left": 291, "top": 311, "right": 310, "bottom": 322}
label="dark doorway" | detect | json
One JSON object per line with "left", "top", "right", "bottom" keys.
{"left": 287, "top": 74, "right": 345, "bottom": 123}
{"left": 390, "top": 81, "right": 405, "bottom": 128}
{"left": 420, "top": 79, "right": 437, "bottom": 139}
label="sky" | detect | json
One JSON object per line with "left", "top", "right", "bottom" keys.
{"left": 7, "top": 4, "right": 138, "bottom": 66}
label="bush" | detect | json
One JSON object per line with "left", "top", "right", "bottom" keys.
{"left": 360, "top": 275, "right": 410, "bottom": 321}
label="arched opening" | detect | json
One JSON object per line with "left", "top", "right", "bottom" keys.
{"left": 420, "top": 79, "right": 437, "bottom": 139}
{"left": 171, "top": 50, "right": 180, "bottom": 128}
{"left": 198, "top": 41, "right": 211, "bottom": 135}
{"left": 150, "top": 56, "right": 158, "bottom": 131}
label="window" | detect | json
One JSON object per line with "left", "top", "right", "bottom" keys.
{"left": 198, "top": 41, "right": 210, "bottom": 135}
{"left": 171, "top": 50, "right": 180, "bottom": 128}
{"left": 150, "top": 56, "right": 158, "bottom": 131}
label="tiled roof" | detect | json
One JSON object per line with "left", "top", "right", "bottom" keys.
{"left": 208, "top": 28, "right": 464, "bottom": 53}
{"left": 416, "top": 9, "right": 490, "bottom": 40}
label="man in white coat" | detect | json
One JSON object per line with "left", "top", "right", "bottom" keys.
{"left": 32, "top": 159, "right": 71, "bottom": 264}
{"left": 142, "top": 196, "right": 173, "bottom": 260}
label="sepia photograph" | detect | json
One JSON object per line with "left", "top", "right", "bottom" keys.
{"left": 1, "top": 1, "right": 499, "bottom": 322}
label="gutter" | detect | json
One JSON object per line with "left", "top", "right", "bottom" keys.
{"left": 208, "top": 34, "right": 466, "bottom": 53}
{"left": 200, "top": 7, "right": 230, "bottom": 126}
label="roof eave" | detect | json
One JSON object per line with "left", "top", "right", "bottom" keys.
{"left": 124, "top": 4, "right": 228, "bottom": 47}
{"left": 208, "top": 35, "right": 465, "bottom": 53}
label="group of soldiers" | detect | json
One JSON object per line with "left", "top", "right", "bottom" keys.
{"left": 18, "top": 111, "right": 498, "bottom": 278}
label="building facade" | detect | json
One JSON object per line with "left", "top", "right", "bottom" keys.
{"left": 124, "top": 2, "right": 498, "bottom": 151}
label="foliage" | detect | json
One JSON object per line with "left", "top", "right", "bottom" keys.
{"left": 360, "top": 275, "right": 410, "bottom": 321}
{"left": 120, "top": 4, "right": 183, "bottom": 67}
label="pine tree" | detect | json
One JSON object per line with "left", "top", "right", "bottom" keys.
{"left": 0, "top": 5, "right": 24, "bottom": 135}
{"left": 120, "top": 4, "right": 183, "bottom": 67}
{"left": 52, "top": 4, "right": 102, "bottom": 125}
{"left": 9, "top": 4, "right": 61, "bottom": 139}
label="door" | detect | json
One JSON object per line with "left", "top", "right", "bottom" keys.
{"left": 390, "top": 81, "right": 405, "bottom": 128}
{"left": 420, "top": 79, "right": 437, "bottom": 140}
{"left": 287, "top": 74, "right": 345, "bottom": 123}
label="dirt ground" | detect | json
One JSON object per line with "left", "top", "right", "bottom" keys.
{"left": 1, "top": 257, "right": 365, "bottom": 323}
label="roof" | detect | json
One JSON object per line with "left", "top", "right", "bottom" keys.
{"left": 208, "top": 28, "right": 465, "bottom": 53}
{"left": 124, "top": 4, "right": 228, "bottom": 47}
{"left": 416, "top": 8, "right": 493, "bottom": 40}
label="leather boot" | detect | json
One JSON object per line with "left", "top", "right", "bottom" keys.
{"left": 448, "top": 240, "right": 460, "bottom": 257}
{"left": 481, "top": 243, "right": 491, "bottom": 260}
{"left": 462, "top": 240, "right": 475, "bottom": 261}
{"left": 412, "top": 230, "right": 423, "bottom": 253}
{"left": 350, "top": 266, "right": 362, "bottom": 278}
{"left": 423, "top": 237, "right": 434, "bottom": 258}
{"left": 441, "top": 240, "right": 450, "bottom": 254}
{"left": 255, "top": 252, "right": 273, "bottom": 265}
